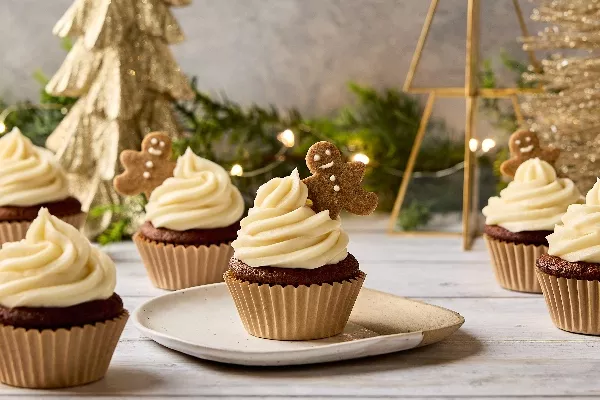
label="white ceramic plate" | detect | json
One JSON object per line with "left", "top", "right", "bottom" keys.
{"left": 133, "top": 283, "right": 464, "bottom": 366}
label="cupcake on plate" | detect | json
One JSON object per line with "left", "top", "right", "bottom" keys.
{"left": 536, "top": 179, "right": 600, "bottom": 335}
{"left": 0, "top": 128, "right": 85, "bottom": 244}
{"left": 225, "top": 141, "right": 378, "bottom": 341}
{"left": 0, "top": 208, "right": 127, "bottom": 388}
{"left": 114, "top": 132, "right": 245, "bottom": 290}
{"left": 482, "top": 157, "right": 581, "bottom": 293}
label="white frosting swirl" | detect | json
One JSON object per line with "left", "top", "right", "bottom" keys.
{"left": 232, "top": 169, "right": 349, "bottom": 269}
{"left": 547, "top": 179, "right": 600, "bottom": 263}
{"left": 0, "top": 128, "right": 70, "bottom": 207}
{"left": 145, "top": 148, "right": 245, "bottom": 230}
{"left": 0, "top": 208, "right": 116, "bottom": 308}
{"left": 482, "top": 158, "right": 581, "bottom": 232}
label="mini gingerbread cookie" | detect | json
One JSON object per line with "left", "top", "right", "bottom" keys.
{"left": 114, "top": 132, "right": 176, "bottom": 198}
{"left": 500, "top": 130, "right": 560, "bottom": 178}
{"left": 303, "top": 141, "right": 378, "bottom": 219}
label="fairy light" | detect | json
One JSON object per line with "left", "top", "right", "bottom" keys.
{"left": 230, "top": 164, "right": 243, "bottom": 176}
{"left": 277, "top": 129, "right": 295, "bottom": 148}
{"left": 351, "top": 153, "right": 370, "bottom": 165}
{"left": 0, "top": 122, "right": 5, "bottom": 134}
{"left": 481, "top": 138, "right": 496, "bottom": 153}
{"left": 469, "top": 138, "right": 479, "bottom": 152}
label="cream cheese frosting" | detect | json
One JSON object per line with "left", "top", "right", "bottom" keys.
{"left": 0, "top": 127, "right": 70, "bottom": 207}
{"left": 231, "top": 169, "right": 349, "bottom": 269}
{"left": 482, "top": 158, "right": 581, "bottom": 232}
{"left": 0, "top": 208, "right": 116, "bottom": 308}
{"left": 145, "top": 148, "right": 245, "bottom": 231}
{"left": 547, "top": 179, "right": 600, "bottom": 263}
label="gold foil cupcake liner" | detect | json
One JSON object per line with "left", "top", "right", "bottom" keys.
{"left": 224, "top": 270, "right": 366, "bottom": 340}
{"left": 134, "top": 233, "right": 234, "bottom": 290}
{"left": 0, "top": 212, "right": 87, "bottom": 245}
{"left": 484, "top": 235, "right": 546, "bottom": 293}
{"left": 537, "top": 270, "right": 600, "bottom": 335}
{"left": 0, "top": 311, "right": 128, "bottom": 389}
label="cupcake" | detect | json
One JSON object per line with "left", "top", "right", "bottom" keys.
{"left": 130, "top": 144, "right": 244, "bottom": 290}
{"left": 0, "top": 208, "right": 127, "bottom": 388}
{"left": 536, "top": 179, "right": 600, "bottom": 335}
{"left": 225, "top": 141, "right": 378, "bottom": 341}
{"left": 482, "top": 157, "right": 581, "bottom": 293}
{"left": 0, "top": 128, "right": 85, "bottom": 245}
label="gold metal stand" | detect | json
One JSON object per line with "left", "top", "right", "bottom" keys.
{"left": 387, "top": 0, "right": 539, "bottom": 250}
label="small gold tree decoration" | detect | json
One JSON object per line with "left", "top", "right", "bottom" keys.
{"left": 45, "top": 0, "right": 194, "bottom": 235}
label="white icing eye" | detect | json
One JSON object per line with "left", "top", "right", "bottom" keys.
{"left": 515, "top": 140, "right": 521, "bottom": 145}
{"left": 325, "top": 149, "right": 331, "bottom": 156}
{"left": 150, "top": 138, "right": 158, "bottom": 145}
{"left": 314, "top": 154, "right": 321, "bottom": 161}
{"left": 526, "top": 137, "right": 531, "bottom": 142}
{"left": 159, "top": 141, "right": 165, "bottom": 148}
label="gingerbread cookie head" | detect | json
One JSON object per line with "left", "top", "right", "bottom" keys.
{"left": 303, "top": 141, "right": 378, "bottom": 220}
{"left": 508, "top": 130, "right": 540, "bottom": 156}
{"left": 306, "top": 141, "right": 344, "bottom": 174}
{"left": 500, "top": 129, "right": 560, "bottom": 178}
{"left": 113, "top": 132, "right": 177, "bottom": 198}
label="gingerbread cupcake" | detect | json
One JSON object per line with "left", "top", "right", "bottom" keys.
{"left": 0, "top": 208, "right": 127, "bottom": 388}
{"left": 536, "top": 179, "right": 600, "bottom": 335}
{"left": 225, "top": 141, "right": 377, "bottom": 340}
{"left": 482, "top": 156, "right": 581, "bottom": 293}
{"left": 0, "top": 128, "right": 85, "bottom": 244}
{"left": 114, "top": 132, "right": 244, "bottom": 290}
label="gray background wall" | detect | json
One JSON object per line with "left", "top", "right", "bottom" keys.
{"left": 0, "top": 0, "right": 537, "bottom": 137}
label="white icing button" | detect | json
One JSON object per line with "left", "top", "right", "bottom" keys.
{"left": 159, "top": 141, "right": 166, "bottom": 148}
{"left": 145, "top": 161, "right": 154, "bottom": 168}
{"left": 325, "top": 149, "right": 331, "bottom": 156}
{"left": 143, "top": 171, "right": 151, "bottom": 179}
{"left": 150, "top": 138, "right": 158, "bottom": 145}
{"left": 526, "top": 137, "right": 531, "bottom": 142}
{"left": 334, "top": 185, "right": 340, "bottom": 192}
{"left": 330, "top": 175, "right": 336, "bottom": 181}
{"left": 314, "top": 154, "right": 321, "bottom": 161}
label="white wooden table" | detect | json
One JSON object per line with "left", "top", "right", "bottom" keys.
{"left": 4, "top": 216, "right": 599, "bottom": 399}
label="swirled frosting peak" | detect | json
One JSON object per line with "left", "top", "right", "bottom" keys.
{"left": 547, "top": 179, "right": 600, "bottom": 263}
{"left": 0, "top": 208, "right": 116, "bottom": 308}
{"left": 482, "top": 158, "right": 581, "bottom": 232}
{"left": 231, "top": 169, "right": 349, "bottom": 269}
{"left": 0, "top": 127, "right": 70, "bottom": 207}
{"left": 145, "top": 148, "right": 244, "bottom": 230}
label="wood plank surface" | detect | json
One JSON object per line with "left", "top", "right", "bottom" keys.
{"left": 3, "top": 217, "right": 599, "bottom": 399}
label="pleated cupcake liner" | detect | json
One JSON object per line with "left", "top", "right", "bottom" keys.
{"left": 0, "top": 311, "right": 128, "bottom": 389}
{"left": 0, "top": 212, "right": 87, "bottom": 245}
{"left": 484, "top": 235, "right": 546, "bottom": 294}
{"left": 134, "top": 233, "right": 234, "bottom": 290}
{"left": 224, "top": 270, "right": 366, "bottom": 340}
{"left": 537, "top": 269, "right": 600, "bottom": 335}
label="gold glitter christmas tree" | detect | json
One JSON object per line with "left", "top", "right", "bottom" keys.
{"left": 45, "top": 0, "right": 194, "bottom": 235}
{"left": 521, "top": 0, "right": 600, "bottom": 193}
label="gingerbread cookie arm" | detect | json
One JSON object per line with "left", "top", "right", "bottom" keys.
{"left": 544, "top": 147, "right": 560, "bottom": 165}
{"left": 500, "top": 158, "right": 519, "bottom": 178}
{"left": 114, "top": 151, "right": 143, "bottom": 196}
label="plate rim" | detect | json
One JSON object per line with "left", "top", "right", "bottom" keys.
{"left": 132, "top": 283, "right": 464, "bottom": 356}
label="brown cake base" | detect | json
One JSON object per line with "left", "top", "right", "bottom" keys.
{"left": 139, "top": 220, "right": 240, "bottom": 246}
{"left": 484, "top": 224, "right": 552, "bottom": 246}
{"left": 536, "top": 254, "right": 600, "bottom": 281}
{"left": 228, "top": 254, "right": 361, "bottom": 287}
{"left": 0, "top": 293, "right": 124, "bottom": 330}
{"left": 0, "top": 197, "right": 82, "bottom": 222}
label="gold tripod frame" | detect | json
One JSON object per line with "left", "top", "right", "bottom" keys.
{"left": 387, "top": 0, "right": 540, "bottom": 250}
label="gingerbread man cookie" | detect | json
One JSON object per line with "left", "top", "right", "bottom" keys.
{"left": 500, "top": 130, "right": 560, "bottom": 178}
{"left": 114, "top": 132, "right": 176, "bottom": 198}
{"left": 302, "top": 141, "right": 378, "bottom": 219}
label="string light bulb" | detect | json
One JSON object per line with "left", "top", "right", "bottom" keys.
{"left": 0, "top": 122, "right": 5, "bottom": 134}
{"left": 230, "top": 164, "right": 243, "bottom": 176}
{"left": 277, "top": 129, "right": 295, "bottom": 148}
{"left": 481, "top": 138, "right": 496, "bottom": 153}
{"left": 469, "top": 138, "right": 479, "bottom": 152}
{"left": 351, "top": 153, "right": 370, "bottom": 165}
